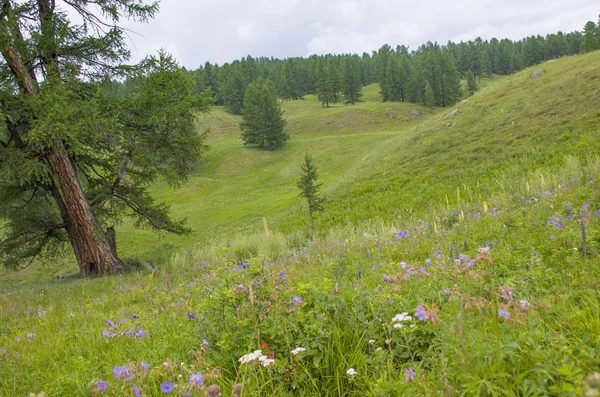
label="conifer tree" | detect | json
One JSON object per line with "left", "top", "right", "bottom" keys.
{"left": 240, "top": 78, "right": 288, "bottom": 150}
{"left": 466, "top": 70, "right": 478, "bottom": 96}
{"left": 341, "top": 56, "right": 363, "bottom": 105}
{"left": 316, "top": 58, "right": 341, "bottom": 107}
{"left": 424, "top": 82, "right": 436, "bottom": 106}
{"left": 222, "top": 63, "right": 246, "bottom": 115}
{"left": 440, "top": 51, "right": 462, "bottom": 106}
{"left": 0, "top": 2, "right": 212, "bottom": 275}
{"left": 297, "top": 154, "right": 325, "bottom": 233}
{"left": 580, "top": 21, "right": 599, "bottom": 53}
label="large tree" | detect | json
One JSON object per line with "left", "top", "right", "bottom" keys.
{"left": 240, "top": 77, "right": 287, "bottom": 150}
{"left": 340, "top": 56, "right": 363, "bottom": 105}
{"left": 0, "top": 1, "right": 212, "bottom": 275}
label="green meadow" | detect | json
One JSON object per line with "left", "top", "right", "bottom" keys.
{"left": 1, "top": 52, "right": 600, "bottom": 396}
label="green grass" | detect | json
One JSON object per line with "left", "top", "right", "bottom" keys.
{"left": 1, "top": 51, "right": 600, "bottom": 396}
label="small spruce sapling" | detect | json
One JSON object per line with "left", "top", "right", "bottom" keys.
{"left": 297, "top": 154, "right": 325, "bottom": 233}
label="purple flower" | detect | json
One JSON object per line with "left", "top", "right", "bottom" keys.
{"left": 132, "top": 314, "right": 138, "bottom": 319}
{"left": 453, "top": 259, "right": 461, "bottom": 265}
{"left": 16, "top": 336, "right": 21, "bottom": 342}
{"left": 132, "top": 384, "right": 140, "bottom": 397}
{"left": 383, "top": 274, "right": 392, "bottom": 283}
{"left": 424, "top": 259, "right": 432, "bottom": 266}
{"left": 188, "top": 372, "right": 203, "bottom": 386}
{"left": 415, "top": 306, "right": 428, "bottom": 322}
{"left": 123, "top": 328, "right": 135, "bottom": 337}
{"left": 549, "top": 234, "right": 555, "bottom": 240}
{"left": 419, "top": 266, "right": 426, "bottom": 274}
{"left": 467, "top": 260, "right": 475, "bottom": 269}
{"left": 141, "top": 361, "right": 149, "bottom": 371}
{"left": 160, "top": 382, "right": 174, "bottom": 393}
{"left": 404, "top": 367, "right": 416, "bottom": 381}
{"left": 595, "top": 210, "right": 600, "bottom": 216}
{"left": 113, "top": 365, "right": 135, "bottom": 380}
{"left": 101, "top": 330, "right": 115, "bottom": 338}
{"left": 405, "top": 267, "right": 414, "bottom": 277}
{"left": 203, "top": 339, "right": 209, "bottom": 348}
{"left": 500, "top": 287, "right": 513, "bottom": 301}
{"left": 582, "top": 203, "right": 590, "bottom": 211}
{"left": 459, "top": 254, "right": 470, "bottom": 263}
{"left": 279, "top": 271, "right": 286, "bottom": 278}
{"left": 396, "top": 230, "right": 409, "bottom": 239}
{"left": 105, "top": 320, "right": 115, "bottom": 329}
{"left": 27, "top": 333, "right": 35, "bottom": 339}
{"left": 187, "top": 313, "right": 197, "bottom": 320}
{"left": 135, "top": 329, "right": 146, "bottom": 339}
{"left": 442, "top": 289, "right": 450, "bottom": 295}
{"left": 1, "top": 348, "right": 6, "bottom": 354}
{"left": 292, "top": 296, "right": 303, "bottom": 305}
{"left": 400, "top": 262, "right": 407, "bottom": 269}
{"left": 519, "top": 300, "right": 530, "bottom": 308}
{"left": 97, "top": 380, "right": 108, "bottom": 393}
{"left": 433, "top": 251, "right": 441, "bottom": 259}
{"left": 498, "top": 309, "right": 510, "bottom": 321}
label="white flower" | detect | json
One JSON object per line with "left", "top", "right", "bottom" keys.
{"left": 393, "top": 323, "right": 404, "bottom": 329}
{"left": 346, "top": 368, "right": 358, "bottom": 376}
{"left": 261, "top": 358, "right": 275, "bottom": 367}
{"left": 291, "top": 347, "right": 306, "bottom": 355}
{"left": 238, "top": 350, "right": 263, "bottom": 364}
{"left": 385, "top": 339, "right": 391, "bottom": 344}
{"left": 375, "top": 347, "right": 383, "bottom": 352}
{"left": 519, "top": 300, "right": 530, "bottom": 308}
{"left": 392, "top": 312, "right": 412, "bottom": 323}
{"left": 410, "top": 324, "right": 416, "bottom": 328}
{"left": 368, "top": 340, "right": 375, "bottom": 344}
{"left": 479, "top": 247, "right": 490, "bottom": 255}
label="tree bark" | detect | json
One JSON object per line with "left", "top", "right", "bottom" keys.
{"left": 46, "top": 140, "right": 127, "bottom": 276}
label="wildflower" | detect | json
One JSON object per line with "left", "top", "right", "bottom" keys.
{"left": 189, "top": 373, "right": 203, "bottom": 386}
{"left": 385, "top": 339, "right": 391, "bottom": 344}
{"left": 113, "top": 365, "right": 135, "bottom": 381}
{"left": 498, "top": 309, "right": 510, "bottom": 321}
{"left": 433, "top": 251, "right": 441, "bottom": 259}
{"left": 27, "top": 333, "right": 35, "bottom": 339}
{"left": 122, "top": 328, "right": 135, "bottom": 337}
{"left": 453, "top": 259, "right": 461, "bottom": 265}
{"left": 140, "top": 361, "right": 149, "bottom": 371}
{"left": 203, "top": 339, "right": 209, "bottom": 348}
{"left": 549, "top": 234, "right": 555, "bottom": 240}
{"left": 415, "top": 306, "right": 429, "bottom": 322}
{"left": 187, "top": 313, "right": 197, "bottom": 320}
{"left": 105, "top": 320, "right": 115, "bottom": 329}
{"left": 459, "top": 254, "right": 470, "bottom": 263}
{"left": 1, "top": 348, "right": 6, "bottom": 354}
{"left": 582, "top": 203, "right": 590, "bottom": 211}
{"left": 499, "top": 287, "right": 513, "bottom": 301}
{"left": 132, "top": 314, "right": 137, "bottom": 319}
{"left": 405, "top": 267, "right": 415, "bottom": 277}
{"left": 160, "top": 382, "right": 174, "bottom": 393}
{"left": 132, "top": 384, "right": 140, "bottom": 397}
{"left": 258, "top": 354, "right": 275, "bottom": 367}
{"left": 442, "top": 289, "right": 450, "bottom": 295}
{"left": 238, "top": 350, "right": 263, "bottom": 364}
{"left": 101, "top": 330, "right": 114, "bottom": 338}
{"left": 279, "top": 271, "right": 285, "bottom": 278}
{"left": 404, "top": 367, "right": 416, "bottom": 381}
{"left": 368, "top": 340, "right": 375, "bottom": 344}
{"left": 595, "top": 210, "right": 600, "bottom": 216}
{"left": 519, "top": 300, "right": 530, "bottom": 308}
{"left": 383, "top": 274, "right": 392, "bottom": 283}
{"left": 400, "top": 262, "right": 408, "bottom": 269}
{"left": 393, "top": 323, "right": 403, "bottom": 329}
{"left": 424, "top": 259, "right": 432, "bottom": 266}
{"left": 97, "top": 380, "right": 108, "bottom": 393}
{"left": 419, "top": 266, "right": 426, "bottom": 274}
{"left": 206, "top": 385, "right": 221, "bottom": 397}
{"left": 375, "top": 347, "right": 383, "bottom": 351}
{"left": 292, "top": 296, "right": 303, "bottom": 305}
{"left": 291, "top": 347, "right": 306, "bottom": 355}
{"left": 396, "top": 230, "right": 409, "bottom": 239}
{"left": 346, "top": 368, "right": 358, "bottom": 376}
{"left": 392, "top": 312, "right": 411, "bottom": 323}
{"left": 135, "top": 329, "right": 146, "bottom": 339}
{"left": 16, "top": 336, "right": 21, "bottom": 342}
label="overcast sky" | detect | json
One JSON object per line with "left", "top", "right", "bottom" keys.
{"left": 114, "top": 0, "right": 598, "bottom": 68}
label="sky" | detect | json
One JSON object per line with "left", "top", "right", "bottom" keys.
{"left": 110, "top": 0, "right": 598, "bottom": 69}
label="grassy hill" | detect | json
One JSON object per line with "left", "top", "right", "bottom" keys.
{"left": 1, "top": 52, "right": 599, "bottom": 396}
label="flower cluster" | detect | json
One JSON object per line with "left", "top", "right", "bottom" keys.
{"left": 238, "top": 350, "right": 275, "bottom": 367}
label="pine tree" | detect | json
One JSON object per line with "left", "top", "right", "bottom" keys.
{"left": 424, "top": 82, "right": 436, "bottom": 106}
{"left": 297, "top": 154, "right": 325, "bottom": 233}
{"left": 240, "top": 78, "right": 288, "bottom": 150}
{"left": 341, "top": 56, "right": 363, "bottom": 105}
{"left": 580, "top": 21, "right": 599, "bottom": 53}
{"left": 0, "top": 2, "right": 212, "bottom": 275}
{"left": 316, "top": 58, "right": 341, "bottom": 107}
{"left": 222, "top": 63, "right": 246, "bottom": 115}
{"left": 440, "top": 51, "right": 462, "bottom": 106}
{"left": 326, "top": 58, "right": 341, "bottom": 105}
{"left": 466, "top": 70, "right": 478, "bottom": 96}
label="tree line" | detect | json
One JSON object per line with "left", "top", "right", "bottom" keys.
{"left": 189, "top": 21, "right": 596, "bottom": 113}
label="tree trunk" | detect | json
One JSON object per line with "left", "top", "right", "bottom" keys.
{"left": 46, "top": 140, "right": 127, "bottom": 276}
